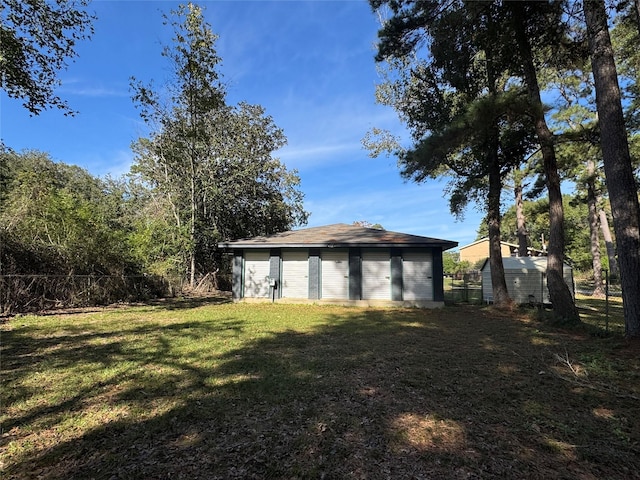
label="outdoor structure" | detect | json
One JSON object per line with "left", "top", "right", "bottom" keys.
{"left": 459, "top": 237, "right": 544, "bottom": 264}
{"left": 221, "top": 223, "right": 458, "bottom": 308}
{"left": 481, "top": 257, "right": 575, "bottom": 305}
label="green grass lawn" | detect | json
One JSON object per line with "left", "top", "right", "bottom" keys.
{"left": 2, "top": 297, "right": 639, "bottom": 479}
{"left": 575, "top": 293, "right": 626, "bottom": 335}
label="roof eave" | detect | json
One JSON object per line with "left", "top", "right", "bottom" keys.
{"left": 221, "top": 241, "right": 458, "bottom": 250}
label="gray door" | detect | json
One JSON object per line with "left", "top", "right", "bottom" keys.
{"left": 403, "top": 251, "right": 433, "bottom": 300}
{"left": 362, "top": 249, "right": 391, "bottom": 300}
{"left": 243, "top": 251, "right": 270, "bottom": 298}
{"left": 321, "top": 250, "right": 349, "bottom": 299}
{"left": 281, "top": 250, "right": 309, "bottom": 298}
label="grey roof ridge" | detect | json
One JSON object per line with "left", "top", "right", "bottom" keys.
{"left": 221, "top": 223, "right": 458, "bottom": 250}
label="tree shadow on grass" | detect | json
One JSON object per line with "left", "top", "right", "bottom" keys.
{"left": 2, "top": 305, "right": 639, "bottom": 479}
{"left": 143, "top": 293, "right": 233, "bottom": 311}
{"left": 7, "top": 293, "right": 234, "bottom": 318}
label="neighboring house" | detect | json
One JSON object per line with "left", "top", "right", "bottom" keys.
{"left": 221, "top": 223, "right": 458, "bottom": 308}
{"left": 481, "top": 257, "right": 574, "bottom": 305}
{"left": 459, "top": 237, "right": 544, "bottom": 265}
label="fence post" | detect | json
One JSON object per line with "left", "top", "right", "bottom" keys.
{"left": 451, "top": 276, "right": 454, "bottom": 303}
{"left": 464, "top": 273, "right": 469, "bottom": 303}
{"left": 603, "top": 268, "right": 609, "bottom": 333}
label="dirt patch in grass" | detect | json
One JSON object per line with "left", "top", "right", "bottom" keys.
{"left": 2, "top": 302, "right": 640, "bottom": 479}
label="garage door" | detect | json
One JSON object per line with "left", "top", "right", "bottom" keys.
{"left": 281, "top": 250, "right": 309, "bottom": 298}
{"left": 362, "top": 249, "right": 391, "bottom": 300}
{"left": 403, "top": 251, "right": 433, "bottom": 300}
{"left": 321, "top": 250, "right": 349, "bottom": 299}
{"left": 243, "top": 251, "right": 270, "bottom": 298}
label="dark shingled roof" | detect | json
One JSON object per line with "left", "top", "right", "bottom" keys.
{"left": 221, "top": 223, "right": 458, "bottom": 250}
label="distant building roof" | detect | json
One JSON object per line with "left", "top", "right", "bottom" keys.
{"left": 480, "top": 256, "right": 572, "bottom": 272}
{"left": 459, "top": 237, "right": 518, "bottom": 250}
{"left": 459, "top": 237, "right": 544, "bottom": 255}
{"left": 221, "top": 223, "right": 458, "bottom": 250}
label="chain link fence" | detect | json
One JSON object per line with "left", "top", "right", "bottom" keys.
{"left": 443, "top": 272, "right": 483, "bottom": 305}
{"left": 444, "top": 271, "right": 625, "bottom": 336}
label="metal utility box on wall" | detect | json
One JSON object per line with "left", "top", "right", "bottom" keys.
{"left": 481, "top": 257, "right": 574, "bottom": 305}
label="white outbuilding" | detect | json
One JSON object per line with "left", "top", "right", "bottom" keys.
{"left": 481, "top": 257, "right": 575, "bottom": 305}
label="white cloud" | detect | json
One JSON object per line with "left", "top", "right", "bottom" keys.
{"left": 277, "top": 141, "right": 362, "bottom": 170}
{"left": 300, "top": 171, "right": 484, "bottom": 247}
{"left": 81, "top": 149, "right": 134, "bottom": 178}
{"left": 65, "top": 86, "right": 129, "bottom": 98}
{"left": 59, "top": 77, "right": 129, "bottom": 98}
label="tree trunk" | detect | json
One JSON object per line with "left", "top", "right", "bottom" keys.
{"left": 484, "top": 30, "right": 511, "bottom": 307}
{"left": 514, "top": 175, "right": 528, "bottom": 257}
{"left": 487, "top": 179, "right": 511, "bottom": 306}
{"left": 598, "top": 206, "right": 619, "bottom": 278}
{"left": 511, "top": 4, "right": 579, "bottom": 323}
{"left": 190, "top": 164, "right": 196, "bottom": 288}
{"left": 487, "top": 154, "right": 510, "bottom": 305}
{"left": 584, "top": 0, "right": 640, "bottom": 337}
{"left": 586, "top": 161, "right": 604, "bottom": 296}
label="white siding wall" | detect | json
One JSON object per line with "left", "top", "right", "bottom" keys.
{"left": 243, "top": 251, "right": 270, "bottom": 298}
{"left": 563, "top": 265, "right": 575, "bottom": 300}
{"left": 321, "top": 250, "right": 349, "bottom": 299}
{"left": 481, "top": 268, "right": 492, "bottom": 302}
{"left": 484, "top": 266, "right": 546, "bottom": 303}
{"left": 403, "top": 251, "right": 433, "bottom": 300}
{"left": 362, "top": 249, "right": 391, "bottom": 300}
{"left": 281, "top": 250, "right": 309, "bottom": 298}
{"left": 483, "top": 259, "right": 575, "bottom": 304}
{"left": 506, "top": 270, "right": 545, "bottom": 304}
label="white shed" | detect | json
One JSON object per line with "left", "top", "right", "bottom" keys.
{"left": 481, "top": 257, "right": 574, "bottom": 305}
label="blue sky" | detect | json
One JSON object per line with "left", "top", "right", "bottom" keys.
{"left": 0, "top": 0, "right": 486, "bottom": 248}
